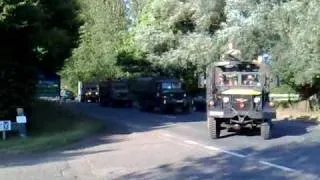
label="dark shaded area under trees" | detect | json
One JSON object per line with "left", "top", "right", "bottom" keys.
{"left": 0, "top": 0, "right": 82, "bottom": 119}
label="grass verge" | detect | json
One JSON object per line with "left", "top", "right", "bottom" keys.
{"left": 0, "top": 101, "right": 105, "bottom": 155}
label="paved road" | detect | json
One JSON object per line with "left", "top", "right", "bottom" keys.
{"left": 2, "top": 102, "right": 320, "bottom": 179}
{"left": 72, "top": 103, "right": 320, "bottom": 179}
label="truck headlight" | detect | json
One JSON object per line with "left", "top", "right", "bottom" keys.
{"left": 254, "top": 97, "right": 261, "bottom": 103}
{"left": 223, "top": 97, "right": 229, "bottom": 103}
{"left": 88, "top": 92, "right": 92, "bottom": 95}
{"left": 95, "top": 92, "right": 99, "bottom": 95}
{"left": 184, "top": 93, "right": 187, "bottom": 97}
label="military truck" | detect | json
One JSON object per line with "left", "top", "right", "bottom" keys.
{"left": 81, "top": 82, "right": 99, "bottom": 103}
{"left": 99, "top": 79, "right": 132, "bottom": 107}
{"left": 130, "top": 77, "right": 193, "bottom": 113}
{"left": 206, "top": 60, "right": 276, "bottom": 139}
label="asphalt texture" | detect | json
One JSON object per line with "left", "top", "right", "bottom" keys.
{"left": 1, "top": 102, "right": 320, "bottom": 180}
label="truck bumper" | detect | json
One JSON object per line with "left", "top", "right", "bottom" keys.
{"left": 208, "top": 108, "right": 276, "bottom": 120}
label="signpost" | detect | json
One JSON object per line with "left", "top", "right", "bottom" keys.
{"left": 0, "top": 121, "right": 12, "bottom": 131}
{"left": 0, "top": 121, "right": 11, "bottom": 140}
{"left": 16, "top": 108, "right": 27, "bottom": 138}
{"left": 0, "top": 108, "right": 28, "bottom": 140}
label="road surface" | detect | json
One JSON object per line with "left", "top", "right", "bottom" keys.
{"left": 1, "top": 102, "right": 320, "bottom": 180}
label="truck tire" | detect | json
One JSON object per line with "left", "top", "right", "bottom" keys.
{"left": 208, "top": 117, "right": 220, "bottom": 139}
{"left": 183, "top": 105, "right": 193, "bottom": 114}
{"left": 159, "top": 104, "right": 166, "bottom": 114}
{"left": 126, "top": 101, "right": 133, "bottom": 108}
{"left": 138, "top": 101, "right": 147, "bottom": 112}
{"left": 261, "top": 122, "right": 271, "bottom": 140}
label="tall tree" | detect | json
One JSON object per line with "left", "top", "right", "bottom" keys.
{"left": 131, "top": 0, "right": 225, "bottom": 71}
{"left": 0, "top": 0, "right": 81, "bottom": 118}
{"left": 62, "top": 0, "right": 128, "bottom": 84}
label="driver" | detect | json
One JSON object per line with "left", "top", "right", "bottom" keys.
{"left": 244, "top": 75, "right": 255, "bottom": 85}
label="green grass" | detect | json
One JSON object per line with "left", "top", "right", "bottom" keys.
{"left": 0, "top": 101, "right": 105, "bottom": 155}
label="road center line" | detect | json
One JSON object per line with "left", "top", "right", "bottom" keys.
{"left": 259, "top": 160, "right": 297, "bottom": 172}
{"left": 204, "top": 146, "right": 247, "bottom": 158}
{"left": 124, "top": 119, "right": 298, "bottom": 173}
{"left": 184, "top": 140, "right": 200, "bottom": 145}
{"left": 163, "top": 133, "right": 173, "bottom": 137}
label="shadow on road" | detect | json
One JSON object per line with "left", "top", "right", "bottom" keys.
{"left": 117, "top": 142, "right": 320, "bottom": 180}
{"left": 272, "top": 117, "right": 318, "bottom": 139}
{"left": 0, "top": 119, "right": 130, "bottom": 168}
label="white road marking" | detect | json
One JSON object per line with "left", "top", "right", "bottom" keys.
{"left": 259, "top": 160, "right": 297, "bottom": 172}
{"left": 184, "top": 140, "right": 200, "bottom": 145}
{"left": 123, "top": 119, "right": 299, "bottom": 173}
{"left": 163, "top": 133, "right": 173, "bottom": 137}
{"left": 163, "top": 115, "right": 177, "bottom": 119}
{"left": 204, "top": 146, "right": 247, "bottom": 158}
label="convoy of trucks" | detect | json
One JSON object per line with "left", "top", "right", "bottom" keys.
{"left": 72, "top": 58, "right": 276, "bottom": 140}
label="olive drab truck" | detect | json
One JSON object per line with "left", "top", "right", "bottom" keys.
{"left": 81, "top": 82, "right": 100, "bottom": 103}
{"left": 130, "top": 77, "right": 193, "bottom": 114}
{"left": 206, "top": 60, "right": 276, "bottom": 139}
{"left": 99, "top": 79, "right": 132, "bottom": 107}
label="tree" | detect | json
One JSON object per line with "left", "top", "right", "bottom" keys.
{"left": 128, "top": 0, "right": 225, "bottom": 91}
{"left": 211, "top": 0, "right": 320, "bottom": 99}
{"left": 62, "top": 0, "right": 128, "bottom": 85}
{"left": 0, "top": 0, "right": 81, "bottom": 118}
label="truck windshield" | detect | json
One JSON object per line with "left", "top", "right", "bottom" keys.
{"left": 216, "top": 73, "right": 239, "bottom": 86}
{"left": 241, "top": 74, "right": 261, "bottom": 86}
{"left": 85, "top": 87, "right": 97, "bottom": 91}
{"left": 113, "top": 84, "right": 127, "bottom": 90}
{"left": 161, "top": 82, "right": 181, "bottom": 90}
{"left": 216, "top": 73, "right": 261, "bottom": 87}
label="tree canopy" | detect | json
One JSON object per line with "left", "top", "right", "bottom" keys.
{"left": 0, "top": 0, "right": 81, "bottom": 118}
{"left": 61, "top": 0, "right": 319, "bottom": 98}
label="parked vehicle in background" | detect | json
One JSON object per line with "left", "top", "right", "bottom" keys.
{"left": 35, "top": 72, "right": 61, "bottom": 101}
{"left": 130, "top": 77, "right": 193, "bottom": 114}
{"left": 61, "top": 89, "right": 75, "bottom": 101}
{"left": 206, "top": 60, "right": 276, "bottom": 140}
{"left": 99, "top": 79, "right": 132, "bottom": 107}
{"left": 81, "top": 82, "right": 99, "bottom": 103}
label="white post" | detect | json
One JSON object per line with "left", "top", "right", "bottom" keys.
{"left": 2, "top": 132, "right": 6, "bottom": 140}
{"left": 78, "top": 81, "right": 83, "bottom": 102}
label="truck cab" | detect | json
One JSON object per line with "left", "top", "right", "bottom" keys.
{"left": 81, "top": 83, "right": 99, "bottom": 103}
{"left": 131, "top": 77, "right": 192, "bottom": 113}
{"left": 206, "top": 61, "right": 276, "bottom": 139}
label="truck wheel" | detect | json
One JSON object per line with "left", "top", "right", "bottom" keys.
{"left": 261, "top": 121, "right": 272, "bottom": 140}
{"left": 208, "top": 117, "right": 220, "bottom": 139}
{"left": 159, "top": 104, "right": 166, "bottom": 114}
{"left": 184, "top": 105, "right": 193, "bottom": 114}
{"left": 138, "top": 101, "right": 147, "bottom": 112}
{"left": 127, "top": 101, "right": 133, "bottom": 108}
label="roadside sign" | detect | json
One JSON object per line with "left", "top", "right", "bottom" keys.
{"left": 16, "top": 116, "right": 27, "bottom": 123}
{"left": 0, "top": 121, "right": 12, "bottom": 131}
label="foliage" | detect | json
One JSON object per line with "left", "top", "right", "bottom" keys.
{"left": 0, "top": 0, "right": 81, "bottom": 118}
{"left": 61, "top": 0, "right": 128, "bottom": 86}
{"left": 211, "top": 0, "right": 320, "bottom": 99}
{"left": 132, "top": 0, "right": 225, "bottom": 72}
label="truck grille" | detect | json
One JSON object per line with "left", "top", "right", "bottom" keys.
{"left": 231, "top": 96, "right": 252, "bottom": 111}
